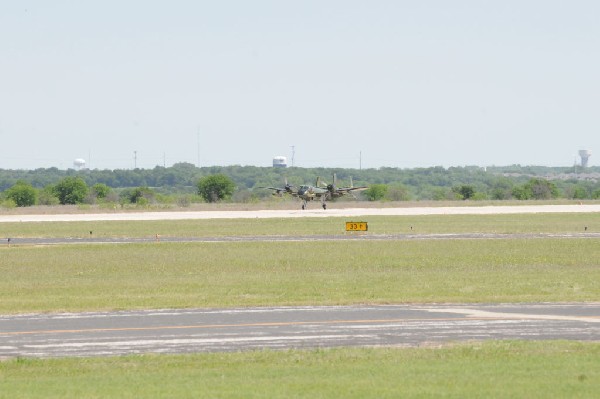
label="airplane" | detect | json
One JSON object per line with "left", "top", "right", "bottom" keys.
{"left": 263, "top": 174, "right": 368, "bottom": 210}
{"left": 259, "top": 178, "right": 298, "bottom": 197}
{"left": 299, "top": 174, "right": 368, "bottom": 209}
{"left": 318, "top": 174, "right": 369, "bottom": 201}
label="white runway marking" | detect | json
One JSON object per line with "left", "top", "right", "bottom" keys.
{"left": 24, "top": 335, "right": 361, "bottom": 350}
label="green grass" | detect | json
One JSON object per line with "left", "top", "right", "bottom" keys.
{"left": 1, "top": 238, "right": 599, "bottom": 313}
{"left": 1, "top": 213, "right": 599, "bottom": 238}
{"left": 1, "top": 342, "right": 599, "bottom": 398}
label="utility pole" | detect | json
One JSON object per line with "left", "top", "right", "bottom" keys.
{"left": 290, "top": 145, "right": 295, "bottom": 167}
{"left": 134, "top": 151, "right": 137, "bottom": 169}
{"left": 197, "top": 128, "right": 201, "bottom": 168}
{"left": 359, "top": 151, "right": 362, "bottom": 170}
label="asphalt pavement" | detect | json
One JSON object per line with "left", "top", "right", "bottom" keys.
{"left": 1, "top": 304, "right": 599, "bottom": 358}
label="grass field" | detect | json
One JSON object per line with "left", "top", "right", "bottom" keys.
{"left": 1, "top": 342, "right": 599, "bottom": 398}
{"left": 1, "top": 238, "right": 599, "bottom": 313}
{"left": 1, "top": 212, "right": 599, "bottom": 397}
{"left": 1, "top": 213, "right": 599, "bottom": 313}
{"left": 1, "top": 212, "right": 599, "bottom": 238}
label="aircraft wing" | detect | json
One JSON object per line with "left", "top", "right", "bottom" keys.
{"left": 335, "top": 186, "right": 368, "bottom": 194}
{"left": 260, "top": 186, "right": 285, "bottom": 195}
{"left": 260, "top": 186, "right": 298, "bottom": 196}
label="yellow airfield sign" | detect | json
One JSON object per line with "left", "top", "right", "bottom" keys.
{"left": 345, "top": 221, "right": 368, "bottom": 232}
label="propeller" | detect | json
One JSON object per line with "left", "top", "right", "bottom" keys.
{"left": 258, "top": 177, "right": 296, "bottom": 197}
{"left": 283, "top": 178, "right": 295, "bottom": 191}
{"left": 319, "top": 173, "right": 337, "bottom": 192}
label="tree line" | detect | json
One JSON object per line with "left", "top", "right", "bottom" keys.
{"left": 1, "top": 163, "right": 599, "bottom": 207}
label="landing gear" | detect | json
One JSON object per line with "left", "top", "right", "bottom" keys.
{"left": 300, "top": 200, "right": 327, "bottom": 210}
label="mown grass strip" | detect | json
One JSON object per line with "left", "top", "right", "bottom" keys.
{"left": 1, "top": 342, "right": 598, "bottom": 398}
{"left": 1, "top": 239, "right": 599, "bottom": 313}
{"left": 0, "top": 213, "right": 599, "bottom": 238}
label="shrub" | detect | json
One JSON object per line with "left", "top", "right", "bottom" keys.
{"left": 5, "top": 181, "right": 37, "bottom": 207}
{"left": 364, "top": 184, "right": 388, "bottom": 201}
{"left": 197, "top": 174, "right": 236, "bottom": 202}
{"left": 53, "top": 177, "right": 89, "bottom": 205}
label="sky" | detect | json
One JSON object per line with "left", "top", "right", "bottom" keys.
{"left": 1, "top": 1, "right": 599, "bottom": 170}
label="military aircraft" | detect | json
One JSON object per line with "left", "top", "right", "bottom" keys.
{"left": 259, "top": 178, "right": 298, "bottom": 197}
{"left": 319, "top": 174, "right": 369, "bottom": 201}
{"left": 263, "top": 174, "right": 368, "bottom": 210}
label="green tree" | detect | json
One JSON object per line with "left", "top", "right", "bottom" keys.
{"left": 364, "top": 184, "right": 388, "bottom": 201}
{"left": 387, "top": 184, "right": 411, "bottom": 201}
{"left": 513, "top": 178, "right": 559, "bottom": 200}
{"left": 512, "top": 185, "right": 532, "bottom": 200}
{"left": 570, "top": 185, "right": 588, "bottom": 200}
{"left": 5, "top": 180, "right": 37, "bottom": 207}
{"left": 432, "top": 187, "right": 459, "bottom": 201}
{"left": 38, "top": 186, "right": 60, "bottom": 205}
{"left": 53, "top": 176, "right": 89, "bottom": 205}
{"left": 92, "top": 183, "right": 111, "bottom": 199}
{"left": 454, "top": 185, "right": 475, "bottom": 200}
{"left": 526, "top": 178, "right": 559, "bottom": 200}
{"left": 490, "top": 178, "right": 514, "bottom": 200}
{"left": 197, "top": 174, "right": 236, "bottom": 202}
{"left": 128, "top": 186, "right": 155, "bottom": 204}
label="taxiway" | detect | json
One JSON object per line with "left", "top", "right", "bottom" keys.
{"left": 1, "top": 304, "right": 599, "bottom": 358}
{"left": 2, "top": 204, "right": 600, "bottom": 223}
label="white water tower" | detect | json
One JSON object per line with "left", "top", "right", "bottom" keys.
{"left": 273, "top": 156, "right": 287, "bottom": 168}
{"left": 73, "top": 158, "right": 86, "bottom": 170}
{"left": 579, "top": 150, "right": 591, "bottom": 167}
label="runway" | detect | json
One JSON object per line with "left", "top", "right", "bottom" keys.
{"left": 1, "top": 304, "right": 599, "bottom": 358}
{"left": 2, "top": 204, "right": 600, "bottom": 223}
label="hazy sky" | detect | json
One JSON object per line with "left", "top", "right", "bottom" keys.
{"left": 1, "top": 1, "right": 599, "bottom": 170}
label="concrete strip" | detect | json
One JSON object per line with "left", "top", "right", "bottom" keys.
{"left": 1, "top": 204, "right": 600, "bottom": 223}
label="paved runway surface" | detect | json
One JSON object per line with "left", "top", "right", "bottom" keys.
{"left": 2, "top": 204, "right": 600, "bottom": 223}
{"left": 1, "top": 304, "right": 599, "bottom": 358}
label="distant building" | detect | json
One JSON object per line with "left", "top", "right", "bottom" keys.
{"left": 273, "top": 156, "right": 287, "bottom": 168}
